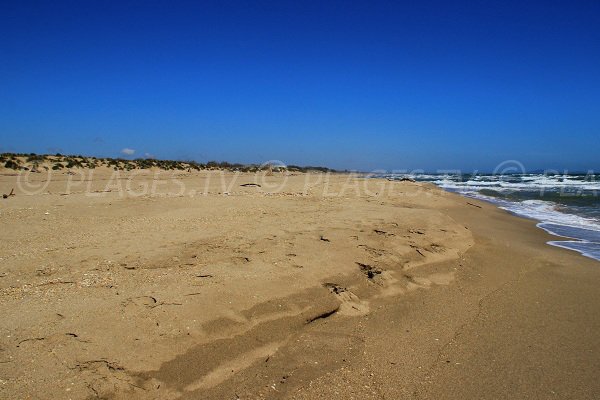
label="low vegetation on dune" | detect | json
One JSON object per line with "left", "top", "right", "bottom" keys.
{"left": 0, "top": 152, "right": 337, "bottom": 173}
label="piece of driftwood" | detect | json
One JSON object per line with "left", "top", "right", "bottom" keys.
{"left": 389, "top": 177, "right": 415, "bottom": 182}
{"left": 2, "top": 188, "right": 15, "bottom": 199}
{"left": 240, "top": 183, "right": 261, "bottom": 187}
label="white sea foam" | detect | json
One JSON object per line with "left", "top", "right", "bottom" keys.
{"left": 499, "top": 200, "right": 600, "bottom": 231}
{"left": 547, "top": 240, "right": 600, "bottom": 261}
{"left": 434, "top": 177, "right": 600, "bottom": 192}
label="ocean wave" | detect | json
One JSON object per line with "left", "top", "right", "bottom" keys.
{"left": 434, "top": 179, "right": 600, "bottom": 192}
{"left": 386, "top": 172, "right": 599, "bottom": 190}
{"left": 499, "top": 200, "right": 600, "bottom": 231}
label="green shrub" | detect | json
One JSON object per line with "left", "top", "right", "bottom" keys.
{"left": 4, "top": 160, "right": 19, "bottom": 169}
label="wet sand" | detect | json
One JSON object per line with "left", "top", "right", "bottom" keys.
{"left": 1, "top": 169, "right": 599, "bottom": 399}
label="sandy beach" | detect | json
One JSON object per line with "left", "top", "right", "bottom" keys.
{"left": 1, "top": 167, "right": 599, "bottom": 399}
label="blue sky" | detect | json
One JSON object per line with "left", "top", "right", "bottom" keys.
{"left": 1, "top": 0, "right": 599, "bottom": 172}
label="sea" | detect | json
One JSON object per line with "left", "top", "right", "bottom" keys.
{"left": 386, "top": 172, "right": 600, "bottom": 262}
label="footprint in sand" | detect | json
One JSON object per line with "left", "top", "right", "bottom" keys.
{"left": 122, "top": 296, "right": 157, "bottom": 308}
{"left": 322, "top": 283, "right": 369, "bottom": 316}
{"left": 356, "top": 262, "right": 382, "bottom": 279}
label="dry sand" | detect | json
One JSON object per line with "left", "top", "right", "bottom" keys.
{"left": 1, "top": 167, "right": 599, "bottom": 399}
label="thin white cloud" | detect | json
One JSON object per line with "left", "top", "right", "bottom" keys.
{"left": 121, "top": 148, "right": 135, "bottom": 156}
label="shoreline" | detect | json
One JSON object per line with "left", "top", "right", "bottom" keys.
{"left": 1, "top": 171, "right": 600, "bottom": 398}
{"left": 449, "top": 189, "right": 600, "bottom": 263}
{"left": 402, "top": 172, "right": 600, "bottom": 263}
